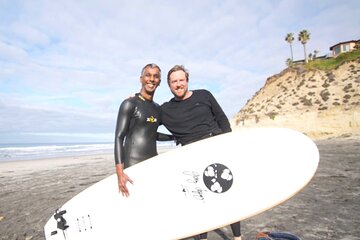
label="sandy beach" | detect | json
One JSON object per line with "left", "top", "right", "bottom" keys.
{"left": 0, "top": 137, "right": 359, "bottom": 240}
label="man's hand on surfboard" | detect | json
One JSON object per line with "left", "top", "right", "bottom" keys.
{"left": 116, "top": 164, "right": 134, "bottom": 197}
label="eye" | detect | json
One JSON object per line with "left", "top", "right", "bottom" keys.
{"left": 145, "top": 73, "right": 160, "bottom": 79}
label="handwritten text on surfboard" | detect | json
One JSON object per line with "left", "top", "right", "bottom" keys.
{"left": 182, "top": 171, "right": 207, "bottom": 201}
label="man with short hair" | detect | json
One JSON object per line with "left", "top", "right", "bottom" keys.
{"left": 114, "top": 63, "right": 172, "bottom": 197}
{"left": 161, "top": 65, "right": 242, "bottom": 240}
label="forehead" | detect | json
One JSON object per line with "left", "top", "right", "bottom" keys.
{"left": 144, "top": 67, "right": 160, "bottom": 74}
{"left": 169, "top": 70, "right": 186, "bottom": 79}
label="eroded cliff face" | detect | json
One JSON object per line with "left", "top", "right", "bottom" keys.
{"left": 232, "top": 59, "right": 360, "bottom": 139}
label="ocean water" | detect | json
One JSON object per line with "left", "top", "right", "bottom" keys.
{"left": 0, "top": 141, "right": 176, "bottom": 162}
{"left": 0, "top": 142, "right": 114, "bottom": 162}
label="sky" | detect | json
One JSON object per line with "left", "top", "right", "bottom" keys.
{"left": 0, "top": 0, "right": 359, "bottom": 144}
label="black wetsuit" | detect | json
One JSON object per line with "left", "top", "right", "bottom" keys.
{"left": 161, "top": 89, "right": 241, "bottom": 238}
{"left": 161, "top": 89, "right": 231, "bottom": 145}
{"left": 114, "top": 93, "right": 167, "bottom": 168}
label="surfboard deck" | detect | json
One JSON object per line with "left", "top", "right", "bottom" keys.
{"left": 44, "top": 127, "right": 319, "bottom": 240}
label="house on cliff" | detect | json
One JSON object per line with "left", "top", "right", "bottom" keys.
{"left": 330, "top": 39, "right": 359, "bottom": 57}
{"left": 292, "top": 39, "right": 359, "bottom": 64}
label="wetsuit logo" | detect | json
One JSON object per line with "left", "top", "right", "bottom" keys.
{"left": 147, "top": 116, "right": 157, "bottom": 123}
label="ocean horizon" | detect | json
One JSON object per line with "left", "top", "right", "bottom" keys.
{"left": 0, "top": 141, "right": 176, "bottom": 162}
{"left": 0, "top": 142, "right": 114, "bottom": 162}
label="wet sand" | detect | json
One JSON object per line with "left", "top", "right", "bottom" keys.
{"left": 0, "top": 137, "right": 359, "bottom": 240}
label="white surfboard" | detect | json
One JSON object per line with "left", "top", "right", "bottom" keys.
{"left": 44, "top": 128, "right": 319, "bottom": 240}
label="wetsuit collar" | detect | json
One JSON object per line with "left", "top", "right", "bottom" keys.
{"left": 137, "top": 93, "right": 152, "bottom": 102}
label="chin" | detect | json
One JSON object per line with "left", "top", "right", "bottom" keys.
{"left": 146, "top": 87, "right": 157, "bottom": 93}
{"left": 172, "top": 91, "right": 184, "bottom": 98}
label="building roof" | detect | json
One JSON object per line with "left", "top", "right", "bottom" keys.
{"left": 329, "top": 39, "right": 360, "bottom": 50}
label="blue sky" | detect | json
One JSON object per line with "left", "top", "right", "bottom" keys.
{"left": 0, "top": 0, "right": 359, "bottom": 143}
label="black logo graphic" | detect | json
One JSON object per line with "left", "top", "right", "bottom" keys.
{"left": 203, "top": 163, "right": 233, "bottom": 193}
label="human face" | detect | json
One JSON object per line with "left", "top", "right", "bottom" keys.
{"left": 168, "top": 70, "right": 189, "bottom": 100}
{"left": 140, "top": 67, "right": 161, "bottom": 97}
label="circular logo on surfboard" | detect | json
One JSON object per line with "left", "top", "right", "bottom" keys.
{"left": 203, "top": 163, "right": 233, "bottom": 193}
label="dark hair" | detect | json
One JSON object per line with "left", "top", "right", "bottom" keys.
{"left": 141, "top": 63, "right": 161, "bottom": 78}
{"left": 167, "top": 65, "right": 189, "bottom": 84}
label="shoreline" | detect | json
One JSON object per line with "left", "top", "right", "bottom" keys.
{"left": 0, "top": 142, "right": 114, "bottom": 163}
{"left": 0, "top": 153, "right": 114, "bottom": 177}
{"left": 0, "top": 137, "right": 359, "bottom": 239}
{"left": 0, "top": 143, "right": 176, "bottom": 165}
{"left": 1, "top": 132, "right": 357, "bottom": 166}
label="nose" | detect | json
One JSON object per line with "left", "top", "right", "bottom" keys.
{"left": 149, "top": 74, "right": 159, "bottom": 82}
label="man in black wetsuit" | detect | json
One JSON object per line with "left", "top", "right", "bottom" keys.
{"left": 114, "top": 63, "right": 171, "bottom": 197}
{"left": 161, "top": 65, "right": 242, "bottom": 240}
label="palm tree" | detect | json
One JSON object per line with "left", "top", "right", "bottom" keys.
{"left": 298, "top": 30, "right": 310, "bottom": 63}
{"left": 285, "top": 33, "right": 295, "bottom": 61}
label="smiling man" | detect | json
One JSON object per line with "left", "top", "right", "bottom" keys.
{"left": 161, "top": 65, "right": 241, "bottom": 240}
{"left": 161, "top": 65, "right": 231, "bottom": 146}
{"left": 114, "top": 63, "right": 171, "bottom": 197}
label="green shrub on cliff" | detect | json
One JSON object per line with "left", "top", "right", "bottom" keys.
{"left": 307, "top": 49, "right": 360, "bottom": 70}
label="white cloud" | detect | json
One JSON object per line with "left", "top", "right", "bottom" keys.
{"left": 0, "top": 0, "right": 359, "bottom": 143}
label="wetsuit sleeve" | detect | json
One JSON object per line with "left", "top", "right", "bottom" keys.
{"left": 114, "top": 99, "right": 135, "bottom": 165}
{"left": 207, "top": 91, "right": 232, "bottom": 133}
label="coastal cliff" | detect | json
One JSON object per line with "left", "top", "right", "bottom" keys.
{"left": 231, "top": 58, "right": 360, "bottom": 139}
